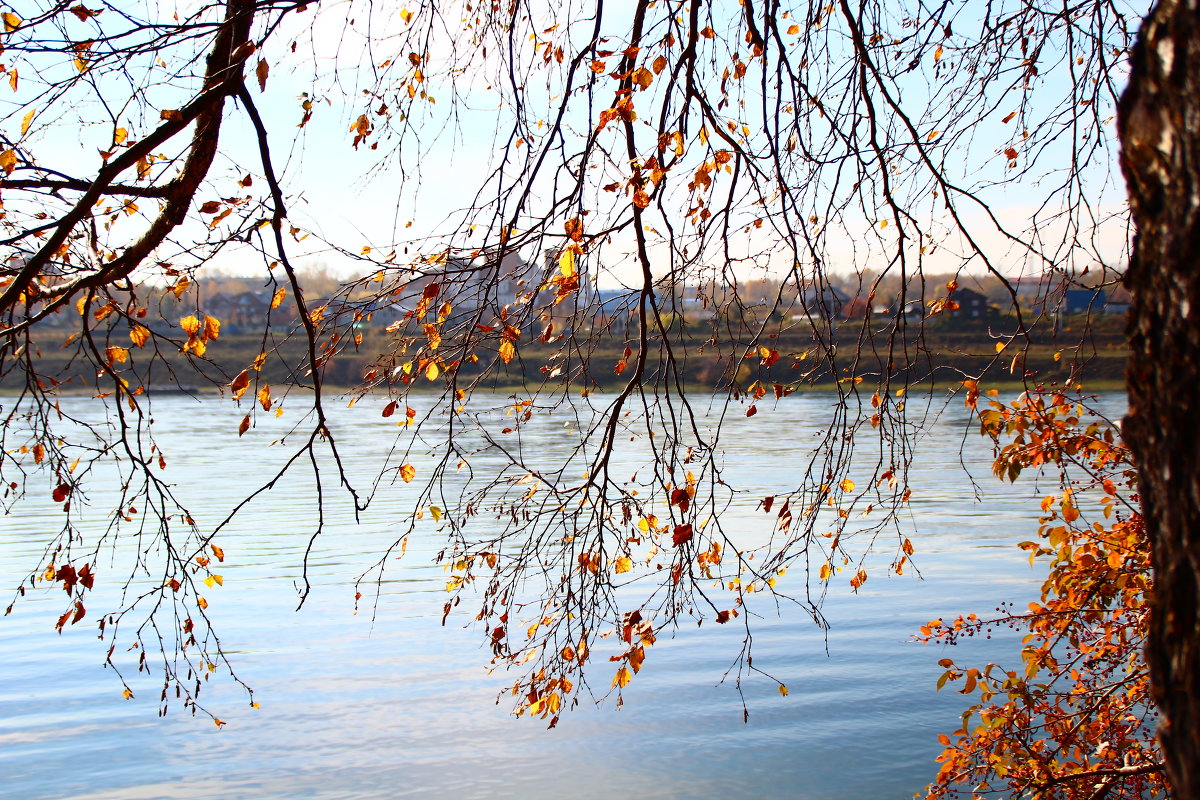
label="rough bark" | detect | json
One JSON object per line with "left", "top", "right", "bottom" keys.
{"left": 1119, "top": 1, "right": 1200, "bottom": 797}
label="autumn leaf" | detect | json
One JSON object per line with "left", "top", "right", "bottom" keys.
{"left": 32, "top": 443, "right": 45, "bottom": 464}
{"left": 558, "top": 248, "right": 576, "bottom": 277}
{"left": 270, "top": 286, "right": 286, "bottom": 309}
{"left": 20, "top": 107, "right": 35, "bottom": 136}
{"left": 256, "top": 59, "right": 269, "bottom": 92}
{"left": 425, "top": 361, "right": 440, "bottom": 381}
{"left": 614, "top": 556, "right": 632, "bottom": 574}
{"left": 179, "top": 315, "right": 200, "bottom": 336}
{"left": 238, "top": 415, "right": 251, "bottom": 436}
{"left": 400, "top": 463, "right": 416, "bottom": 483}
{"left": 840, "top": 478, "right": 855, "bottom": 493}
{"left": 498, "top": 340, "right": 515, "bottom": 364}
{"left": 230, "top": 370, "right": 250, "bottom": 399}
{"left": 257, "top": 384, "right": 272, "bottom": 411}
{"left": 612, "top": 666, "right": 632, "bottom": 688}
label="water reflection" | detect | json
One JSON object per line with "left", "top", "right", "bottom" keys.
{"left": 0, "top": 391, "right": 1127, "bottom": 799}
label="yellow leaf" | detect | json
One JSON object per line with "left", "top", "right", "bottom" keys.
{"left": 612, "top": 666, "right": 632, "bottom": 688}
{"left": 179, "top": 315, "right": 200, "bottom": 336}
{"left": 429, "top": 505, "right": 443, "bottom": 521}
{"left": 400, "top": 463, "right": 416, "bottom": 483}
{"left": 558, "top": 249, "right": 576, "bottom": 277}
{"left": 20, "top": 107, "right": 35, "bottom": 136}
{"left": 934, "top": 45, "right": 944, "bottom": 62}
{"left": 819, "top": 562, "right": 831, "bottom": 580}
{"left": 212, "top": 544, "right": 225, "bottom": 562}
{"left": 880, "top": 219, "right": 888, "bottom": 229}
{"left": 129, "top": 324, "right": 150, "bottom": 347}
{"left": 0, "top": 149, "right": 16, "bottom": 175}
{"left": 271, "top": 286, "right": 286, "bottom": 309}
{"left": 927, "top": 130, "right": 940, "bottom": 141}
{"left": 121, "top": 688, "right": 134, "bottom": 700}
{"left": 698, "top": 126, "right": 709, "bottom": 145}
{"left": 257, "top": 384, "right": 272, "bottom": 411}
{"left": 614, "top": 556, "right": 632, "bottom": 574}
{"left": 230, "top": 369, "right": 250, "bottom": 399}
{"left": 840, "top": 478, "right": 855, "bottom": 493}
{"left": 399, "top": 8, "right": 412, "bottom": 22}
{"left": 498, "top": 340, "right": 515, "bottom": 364}
{"left": 106, "top": 346, "right": 129, "bottom": 363}
{"left": 203, "top": 315, "right": 221, "bottom": 340}
{"left": 779, "top": 684, "right": 789, "bottom": 696}
{"left": 787, "top": 24, "right": 800, "bottom": 34}
{"left": 995, "top": 341, "right": 1007, "bottom": 354}
{"left": 425, "top": 361, "right": 440, "bottom": 381}
{"left": 2, "top": 12, "right": 21, "bottom": 31}
{"left": 114, "top": 127, "right": 128, "bottom": 145}
{"left": 32, "top": 443, "right": 45, "bottom": 464}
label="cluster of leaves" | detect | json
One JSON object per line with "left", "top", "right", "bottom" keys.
{"left": 921, "top": 387, "right": 1164, "bottom": 800}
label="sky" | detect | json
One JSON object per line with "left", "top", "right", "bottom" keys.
{"left": 1, "top": 0, "right": 1141, "bottom": 291}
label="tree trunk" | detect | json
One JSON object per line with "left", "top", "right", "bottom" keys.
{"left": 1119, "top": 2, "right": 1200, "bottom": 796}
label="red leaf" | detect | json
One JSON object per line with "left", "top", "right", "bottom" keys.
{"left": 672, "top": 524, "right": 693, "bottom": 546}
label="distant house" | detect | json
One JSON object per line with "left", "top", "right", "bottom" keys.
{"left": 795, "top": 284, "right": 850, "bottom": 318}
{"left": 203, "top": 290, "right": 272, "bottom": 330}
{"left": 1064, "top": 288, "right": 1107, "bottom": 316}
{"left": 951, "top": 287, "right": 989, "bottom": 318}
{"left": 593, "top": 288, "right": 638, "bottom": 328}
{"left": 840, "top": 296, "right": 870, "bottom": 319}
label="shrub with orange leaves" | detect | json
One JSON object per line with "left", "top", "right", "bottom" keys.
{"left": 921, "top": 388, "right": 1166, "bottom": 800}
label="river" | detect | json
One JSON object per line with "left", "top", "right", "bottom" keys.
{"left": 0, "top": 390, "right": 1128, "bottom": 799}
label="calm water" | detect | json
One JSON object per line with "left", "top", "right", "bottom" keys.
{"left": 0, "top": 391, "right": 1127, "bottom": 800}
